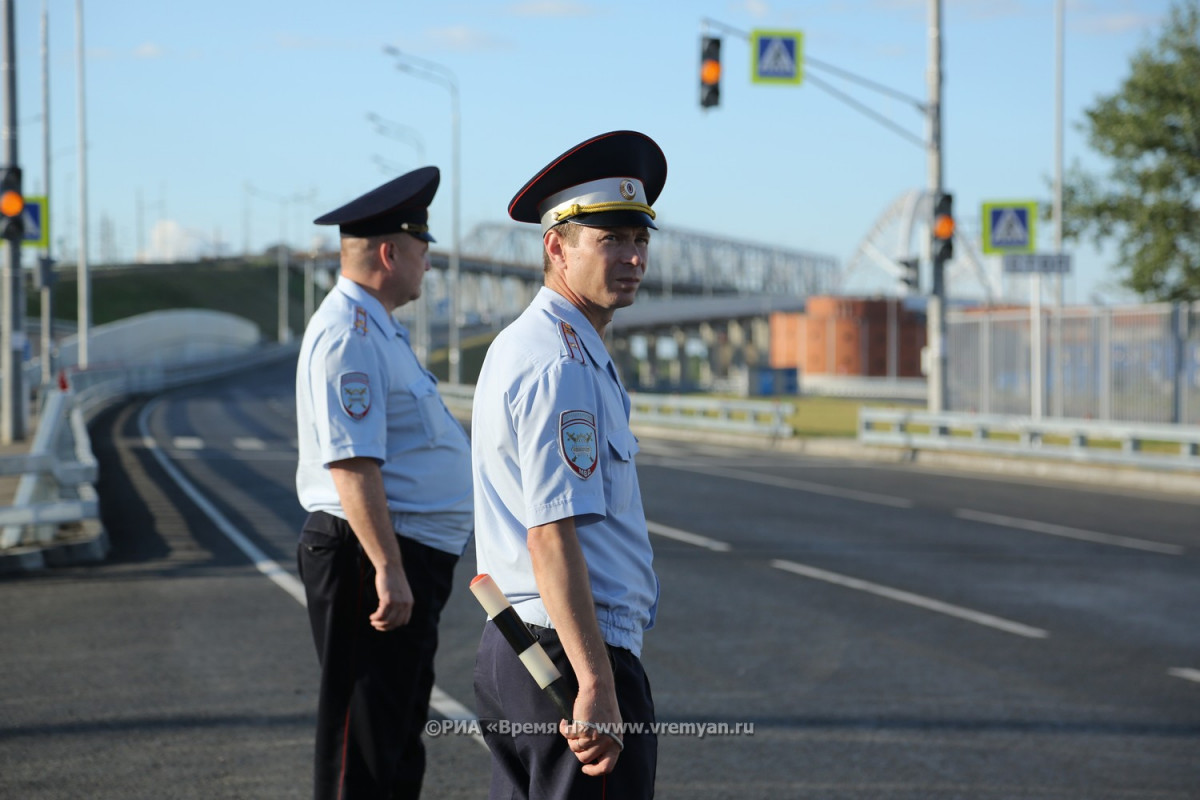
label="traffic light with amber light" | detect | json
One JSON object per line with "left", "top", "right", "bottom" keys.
{"left": 932, "top": 191, "right": 954, "bottom": 263}
{"left": 700, "top": 35, "right": 721, "bottom": 109}
{"left": 0, "top": 167, "right": 24, "bottom": 242}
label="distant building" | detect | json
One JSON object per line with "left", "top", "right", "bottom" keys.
{"left": 769, "top": 296, "right": 926, "bottom": 379}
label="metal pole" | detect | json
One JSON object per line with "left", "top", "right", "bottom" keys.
{"left": 39, "top": 0, "right": 52, "bottom": 389}
{"left": 926, "top": 0, "right": 947, "bottom": 412}
{"left": 277, "top": 199, "right": 288, "bottom": 342}
{"left": 1052, "top": 0, "right": 1065, "bottom": 418}
{"left": 76, "top": 0, "right": 89, "bottom": 369}
{"left": 1, "top": 0, "right": 21, "bottom": 442}
{"left": 449, "top": 79, "right": 461, "bottom": 384}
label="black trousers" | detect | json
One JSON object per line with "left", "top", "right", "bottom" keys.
{"left": 474, "top": 621, "right": 657, "bottom": 800}
{"left": 297, "top": 511, "right": 458, "bottom": 800}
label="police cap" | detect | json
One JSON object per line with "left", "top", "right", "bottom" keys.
{"left": 508, "top": 130, "right": 667, "bottom": 234}
{"left": 314, "top": 166, "right": 439, "bottom": 241}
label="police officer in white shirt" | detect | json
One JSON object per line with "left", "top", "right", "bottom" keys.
{"left": 472, "top": 131, "right": 666, "bottom": 800}
{"left": 296, "top": 166, "right": 472, "bottom": 800}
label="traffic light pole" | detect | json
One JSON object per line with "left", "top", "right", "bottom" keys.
{"left": 926, "top": 0, "right": 948, "bottom": 413}
{"left": 1, "top": 0, "right": 24, "bottom": 442}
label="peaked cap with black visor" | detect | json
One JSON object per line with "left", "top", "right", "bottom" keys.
{"left": 508, "top": 130, "right": 667, "bottom": 234}
{"left": 313, "top": 166, "right": 440, "bottom": 241}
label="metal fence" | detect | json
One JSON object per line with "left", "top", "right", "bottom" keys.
{"left": 947, "top": 302, "right": 1199, "bottom": 425}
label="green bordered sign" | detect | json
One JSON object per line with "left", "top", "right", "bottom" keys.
{"left": 751, "top": 30, "right": 803, "bottom": 85}
{"left": 22, "top": 195, "right": 48, "bottom": 250}
{"left": 981, "top": 200, "right": 1037, "bottom": 255}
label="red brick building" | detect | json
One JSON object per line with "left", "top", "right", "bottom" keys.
{"left": 769, "top": 296, "right": 926, "bottom": 377}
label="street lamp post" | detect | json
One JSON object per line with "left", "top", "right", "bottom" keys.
{"left": 383, "top": 46, "right": 462, "bottom": 384}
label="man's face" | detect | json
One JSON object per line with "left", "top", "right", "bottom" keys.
{"left": 385, "top": 233, "right": 430, "bottom": 308}
{"left": 557, "top": 225, "right": 650, "bottom": 315}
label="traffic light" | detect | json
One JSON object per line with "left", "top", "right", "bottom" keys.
{"left": 899, "top": 257, "right": 919, "bottom": 292}
{"left": 932, "top": 191, "right": 953, "bottom": 263}
{"left": 700, "top": 35, "right": 721, "bottom": 109}
{"left": 0, "top": 167, "right": 23, "bottom": 242}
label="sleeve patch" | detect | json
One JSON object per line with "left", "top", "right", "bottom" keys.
{"left": 559, "top": 322, "right": 586, "bottom": 364}
{"left": 339, "top": 371, "right": 371, "bottom": 419}
{"left": 559, "top": 410, "right": 597, "bottom": 479}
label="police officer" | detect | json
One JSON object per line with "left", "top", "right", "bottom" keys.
{"left": 296, "top": 166, "right": 473, "bottom": 799}
{"left": 471, "top": 131, "right": 666, "bottom": 799}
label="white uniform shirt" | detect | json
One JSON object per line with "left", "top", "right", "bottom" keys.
{"left": 296, "top": 275, "right": 473, "bottom": 555}
{"left": 472, "top": 286, "right": 658, "bottom": 655}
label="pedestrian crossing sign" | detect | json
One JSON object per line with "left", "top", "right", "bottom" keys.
{"left": 21, "top": 196, "right": 48, "bottom": 250}
{"left": 751, "top": 30, "right": 803, "bottom": 85}
{"left": 981, "top": 200, "right": 1037, "bottom": 254}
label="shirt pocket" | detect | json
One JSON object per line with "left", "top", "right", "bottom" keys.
{"left": 409, "top": 378, "right": 450, "bottom": 445}
{"left": 605, "top": 428, "right": 639, "bottom": 514}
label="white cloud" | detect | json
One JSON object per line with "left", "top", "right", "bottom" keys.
{"left": 133, "top": 42, "right": 165, "bottom": 59}
{"left": 425, "top": 26, "right": 509, "bottom": 51}
{"left": 1075, "top": 11, "right": 1161, "bottom": 36}
{"left": 144, "top": 220, "right": 204, "bottom": 263}
{"left": 729, "top": 0, "right": 772, "bottom": 18}
{"left": 507, "top": 1, "right": 596, "bottom": 17}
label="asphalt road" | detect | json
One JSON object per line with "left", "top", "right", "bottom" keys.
{"left": 2, "top": 356, "right": 1198, "bottom": 799}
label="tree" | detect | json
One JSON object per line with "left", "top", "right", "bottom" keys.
{"left": 1063, "top": 0, "right": 1200, "bottom": 301}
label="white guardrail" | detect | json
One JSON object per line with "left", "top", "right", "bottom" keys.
{"left": 437, "top": 384, "right": 795, "bottom": 438}
{"left": 1, "top": 311, "right": 296, "bottom": 568}
{"left": 859, "top": 407, "right": 1200, "bottom": 472}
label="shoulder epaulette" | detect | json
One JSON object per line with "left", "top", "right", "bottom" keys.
{"left": 352, "top": 306, "right": 369, "bottom": 337}
{"left": 558, "top": 321, "right": 586, "bottom": 364}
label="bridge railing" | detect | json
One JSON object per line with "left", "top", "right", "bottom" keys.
{"left": 438, "top": 383, "right": 795, "bottom": 438}
{"left": 859, "top": 407, "right": 1200, "bottom": 472}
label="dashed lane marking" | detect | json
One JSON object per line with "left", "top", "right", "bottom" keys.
{"left": 139, "top": 397, "right": 484, "bottom": 745}
{"left": 955, "top": 509, "right": 1184, "bottom": 555}
{"left": 770, "top": 558, "right": 1050, "bottom": 640}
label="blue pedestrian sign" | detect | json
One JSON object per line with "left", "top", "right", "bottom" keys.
{"left": 981, "top": 200, "right": 1037, "bottom": 254}
{"left": 21, "top": 196, "right": 48, "bottom": 249}
{"left": 751, "top": 30, "right": 803, "bottom": 85}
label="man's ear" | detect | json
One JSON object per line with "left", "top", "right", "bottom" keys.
{"left": 544, "top": 228, "right": 567, "bottom": 268}
{"left": 376, "top": 239, "right": 393, "bottom": 271}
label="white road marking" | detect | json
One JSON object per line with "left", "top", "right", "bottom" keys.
{"left": 954, "top": 509, "right": 1185, "bottom": 555}
{"left": 770, "top": 559, "right": 1050, "bottom": 640}
{"left": 139, "top": 397, "right": 484, "bottom": 745}
{"left": 1168, "top": 667, "right": 1200, "bottom": 684}
{"left": 669, "top": 463, "right": 913, "bottom": 508}
{"left": 172, "top": 436, "right": 205, "bottom": 450}
{"left": 233, "top": 437, "right": 267, "bottom": 451}
{"left": 647, "top": 521, "right": 732, "bottom": 552}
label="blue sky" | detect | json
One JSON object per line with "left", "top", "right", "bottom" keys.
{"left": 10, "top": 0, "right": 1176, "bottom": 303}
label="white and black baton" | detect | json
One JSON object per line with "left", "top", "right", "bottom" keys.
{"left": 470, "top": 573, "right": 575, "bottom": 721}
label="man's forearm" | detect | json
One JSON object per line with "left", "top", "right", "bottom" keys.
{"left": 527, "top": 519, "right": 614, "bottom": 698}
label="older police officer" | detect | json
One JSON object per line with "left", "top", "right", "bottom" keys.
{"left": 296, "top": 166, "right": 472, "bottom": 799}
{"left": 472, "top": 131, "right": 666, "bottom": 799}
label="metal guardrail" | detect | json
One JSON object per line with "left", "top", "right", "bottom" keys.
{"left": 859, "top": 408, "right": 1200, "bottom": 472}
{"left": 438, "top": 383, "right": 795, "bottom": 438}
{"left": 1, "top": 339, "right": 301, "bottom": 565}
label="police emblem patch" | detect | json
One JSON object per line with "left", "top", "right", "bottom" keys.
{"left": 339, "top": 372, "right": 371, "bottom": 419}
{"left": 559, "top": 410, "right": 597, "bottom": 479}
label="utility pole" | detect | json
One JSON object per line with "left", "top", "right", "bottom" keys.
{"left": 926, "top": 0, "right": 948, "bottom": 413}
{"left": 1, "top": 0, "right": 25, "bottom": 442}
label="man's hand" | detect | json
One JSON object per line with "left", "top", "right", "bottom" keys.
{"left": 560, "top": 687, "right": 623, "bottom": 775}
{"left": 370, "top": 564, "right": 414, "bottom": 631}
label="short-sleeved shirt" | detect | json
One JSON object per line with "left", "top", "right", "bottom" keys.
{"left": 472, "top": 286, "right": 658, "bottom": 655}
{"left": 296, "top": 275, "right": 473, "bottom": 556}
